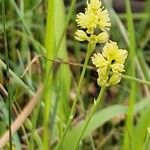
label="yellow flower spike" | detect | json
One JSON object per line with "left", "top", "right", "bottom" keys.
{"left": 75, "top": 0, "right": 111, "bottom": 40}
{"left": 92, "top": 41, "right": 128, "bottom": 87}
{"left": 74, "top": 30, "right": 89, "bottom": 41}
{"left": 97, "top": 32, "right": 109, "bottom": 43}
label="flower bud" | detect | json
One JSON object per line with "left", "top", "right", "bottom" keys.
{"left": 74, "top": 30, "right": 88, "bottom": 41}
{"left": 108, "top": 73, "right": 121, "bottom": 86}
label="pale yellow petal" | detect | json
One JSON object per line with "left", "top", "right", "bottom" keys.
{"left": 108, "top": 73, "right": 121, "bottom": 86}
{"left": 76, "top": 11, "right": 98, "bottom": 34}
{"left": 97, "top": 77, "right": 107, "bottom": 87}
{"left": 87, "top": 0, "right": 102, "bottom": 14}
{"left": 76, "top": 13, "right": 87, "bottom": 28}
{"left": 97, "top": 9, "right": 111, "bottom": 31}
{"left": 97, "top": 32, "right": 109, "bottom": 43}
{"left": 115, "top": 49, "right": 128, "bottom": 64}
{"left": 97, "top": 68, "right": 109, "bottom": 86}
{"left": 92, "top": 53, "right": 107, "bottom": 68}
{"left": 102, "top": 41, "right": 128, "bottom": 66}
{"left": 102, "top": 41, "right": 118, "bottom": 60}
{"left": 111, "top": 63, "right": 125, "bottom": 73}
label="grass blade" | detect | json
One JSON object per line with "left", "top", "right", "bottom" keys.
{"left": 63, "top": 98, "right": 150, "bottom": 149}
{"left": 123, "top": 0, "right": 137, "bottom": 149}
{"left": 42, "top": 0, "right": 55, "bottom": 149}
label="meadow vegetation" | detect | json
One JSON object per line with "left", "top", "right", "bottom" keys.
{"left": 0, "top": 0, "right": 150, "bottom": 149}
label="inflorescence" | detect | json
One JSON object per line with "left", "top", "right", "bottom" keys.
{"left": 75, "top": 0, "right": 128, "bottom": 87}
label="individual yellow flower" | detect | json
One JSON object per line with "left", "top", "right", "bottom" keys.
{"left": 87, "top": 0, "right": 102, "bottom": 14}
{"left": 92, "top": 41, "right": 128, "bottom": 86}
{"left": 108, "top": 73, "right": 121, "bottom": 85}
{"left": 102, "top": 41, "right": 127, "bottom": 65}
{"left": 76, "top": 12, "right": 98, "bottom": 34}
{"left": 97, "top": 75, "right": 108, "bottom": 87}
{"left": 92, "top": 53, "right": 108, "bottom": 68}
{"left": 102, "top": 41, "right": 128, "bottom": 74}
{"left": 97, "top": 9, "right": 111, "bottom": 31}
{"left": 97, "top": 32, "right": 109, "bottom": 43}
{"left": 75, "top": 30, "right": 109, "bottom": 44}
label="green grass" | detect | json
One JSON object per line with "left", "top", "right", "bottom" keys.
{"left": 0, "top": 0, "right": 150, "bottom": 149}
{"left": 123, "top": 0, "right": 136, "bottom": 149}
{"left": 42, "top": 0, "right": 55, "bottom": 149}
{"left": 2, "top": 0, "right": 13, "bottom": 148}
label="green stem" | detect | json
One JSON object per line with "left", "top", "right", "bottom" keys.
{"left": 42, "top": 0, "right": 55, "bottom": 149}
{"left": 122, "top": 75, "right": 150, "bottom": 86}
{"left": 57, "top": 43, "right": 95, "bottom": 150}
{"left": 124, "top": 0, "right": 136, "bottom": 149}
{"left": 40, "top": 57, "right": 150, "bottom": 87}
{"left": 2, "top": 1, "right": 12, "bottom": 149}
{"left": 73, "top": 87, "right": 106, "bottom": 150}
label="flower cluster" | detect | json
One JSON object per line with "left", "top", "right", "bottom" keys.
{"left": 75, "top": 0, "right": 128, "bottom": 87}
{"left": 92, "top": 41, "right": 128, "bottom": 86}
{"left": 75, "top": 0, "right": 111, "bottom": 44}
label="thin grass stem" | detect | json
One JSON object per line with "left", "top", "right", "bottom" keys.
{"left": 2, "top": 0, "right": 12, "bottom": 149}
{"left": 57, "top": 44, "right": 95, "bottom": 149}
{"left": 73, "top": 87, "right": 106, "bottom": 149}
{"left": 42, "top": 0, "right": 55, "bottom": 149}
{"left": 41, "top": 57, "right": 150, "bottom": 87}
{"left": 124, "top": 0, "right": 137, "bottom": 149}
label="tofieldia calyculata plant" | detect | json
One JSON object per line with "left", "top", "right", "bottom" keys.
{"left": 74, "top": 0, "right": 128, "bottom": 87}
{"left": 72, "top": 0, "right": 128, "bottom": 149}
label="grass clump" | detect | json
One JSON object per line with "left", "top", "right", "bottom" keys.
{"left": 0, "top": 0, "right": 150, "bottom": 149}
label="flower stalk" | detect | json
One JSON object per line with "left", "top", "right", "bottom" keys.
{"left": 57, "top": 43, "right": 95, "bottom": 149}
{"left": 58, "top": 0, "right": 128, "bottom": 148}
{"left": 73, "top": 86, "right": 106, "bottom": 149}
